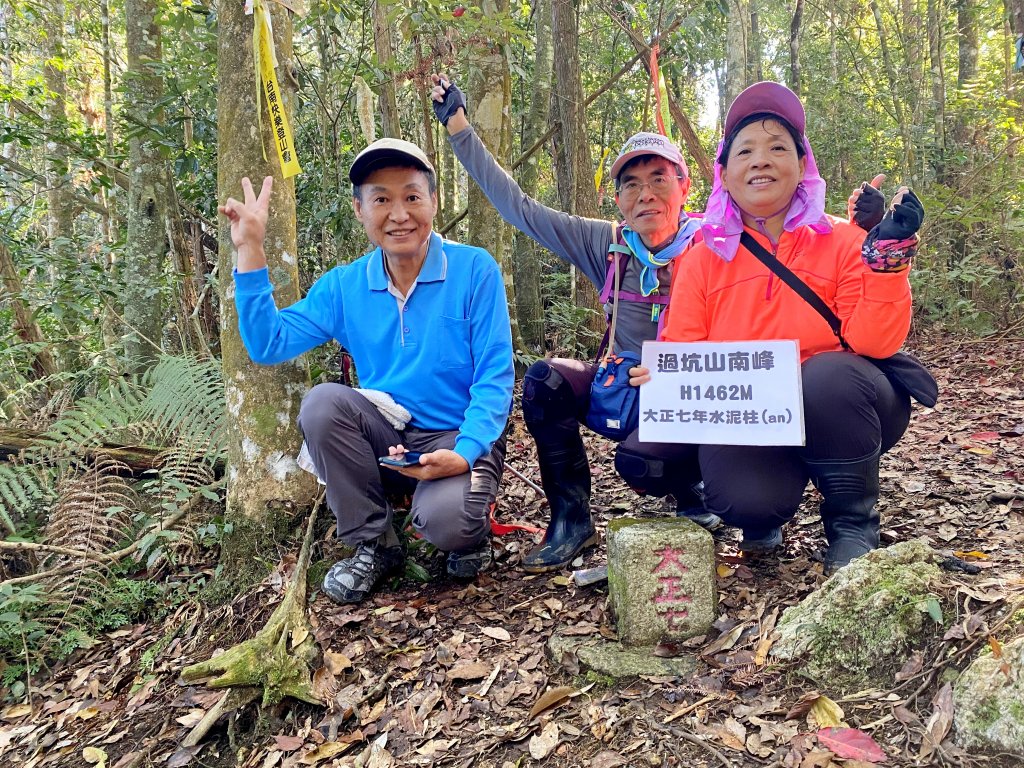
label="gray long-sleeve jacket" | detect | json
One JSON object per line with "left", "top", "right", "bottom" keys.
{"left": 450, "top": 126, "right": 675, "bottom": 355}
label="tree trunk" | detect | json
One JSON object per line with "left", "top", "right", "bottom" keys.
{"left": 550, "top": 0, "right": 603, "bottom": 342}
{"left": 949, "top": 0, "right": 980, "bottom": 275}
{"left": 748, "top": 2, "right": 763, "bottom": 83}
{"left": 372, "top": 0, "right": 402, "bottom": 139}
{"left": 467, "top": 0, "right": 526, "bottom": 362}
{"left": 100, "top": 0, "right": 116, "bottom": 241}
{"left": 0, "top": 245, "right": 58, "bottom": 380}
{"left": 789, "top": 0, "right": 804, "bottom": 93}
{"left": 43, "top": 0, "right": 74, "bottom": 252}
{"left": 165, "top": 178, "right": 213, "bottom": 358}
{"left": 928, "top": 0, "right": 947, "bottom": 179}
{"left": 725, "top": 0, "right": 749, "bottom": 105}
{"left": 216, "top": 0, "right": 318, "bottom": 573}
{"left": 870, "top": 0, "right": 913, "bottom": 179}
{"left": 957, "top": 0, "right": 980, "bottom": 89}
{"left": 1012, "top": 0, "right": 1024, "bottom": 33}
{"left": 414, "top": 36, "right": 437, "bottom": 174}
{"left": 123, "top": 0, "right": 168, "bottom": 369}
{"left": 512, "top": 0, "right": 552, "bottom": 356}
{"left": 0, "top": 427, "right": 223, "bottom": 475}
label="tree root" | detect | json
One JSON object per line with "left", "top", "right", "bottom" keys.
{"left": 181, "top": 493, "right": 324, "bottom": 706}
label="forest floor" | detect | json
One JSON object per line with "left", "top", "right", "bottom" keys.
{"left": 2, "top": 331, "right": 1024, "bottom": 768}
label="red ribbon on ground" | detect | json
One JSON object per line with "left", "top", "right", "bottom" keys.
{"left": 489, "top": 503, "right": 543, "bottom": 536}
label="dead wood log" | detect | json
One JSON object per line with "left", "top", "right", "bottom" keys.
{"left": 0, "top": 427, "right": 224, "bottom": 475}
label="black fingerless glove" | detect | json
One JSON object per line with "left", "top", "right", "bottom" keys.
{"left": 852, "top": 183, "right": 885, "bottom": 231}
{"left": 875, "top": 189, "right": 925, "bottom": 241}
{"left": 862, "top": 190, "right": 925, "bottom": 272}
{"left": 433, "top": 79, "right": 467, "bottom": 126}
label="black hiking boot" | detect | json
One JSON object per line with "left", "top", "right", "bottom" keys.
{"left": 807, "top": 450, "right": 882, "bottom": 575}
{"left": 521, "top": 362, "right": 597, "bottom": 573}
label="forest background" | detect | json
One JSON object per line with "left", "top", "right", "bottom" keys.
{"left": 0, "top": 0, "right": 1023, "bottom": 714}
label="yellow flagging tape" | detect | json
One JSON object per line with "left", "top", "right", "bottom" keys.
{"left": 253, "top": 0, "right": 301, "bottom": 178}
{"left": 594, "top": 147, "right": 611, "bottom": 191}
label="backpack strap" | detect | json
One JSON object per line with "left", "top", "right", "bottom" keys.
{"left": 599, "top": 224, "right": 632, "bottom": 304}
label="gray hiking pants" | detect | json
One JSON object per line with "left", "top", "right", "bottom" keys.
{"left": 297, "top": 383, "right": 506, "bottom": 551}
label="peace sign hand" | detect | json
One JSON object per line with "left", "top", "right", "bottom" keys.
{"left": 219, "top": 176, "right": 273, "bottom": 255}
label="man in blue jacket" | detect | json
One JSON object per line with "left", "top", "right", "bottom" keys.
{"left": 221, "top": 138, "right": 514, "bottom": 603}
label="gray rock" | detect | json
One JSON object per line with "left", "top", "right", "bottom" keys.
{"left": 606, "top": 518, "right": 716, "bottom": 647}
{"left": 954, "top": 635, "right": 1024, "bottom": 755}
{"left": 547, "top": 632, "right": 697, "bottom": 678}
{"left": 772, "top": 539, "right": 945, "bottom": 692}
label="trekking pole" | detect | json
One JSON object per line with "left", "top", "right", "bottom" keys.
{"left": 503, "top": 462, "right": 546, "bottom": 497}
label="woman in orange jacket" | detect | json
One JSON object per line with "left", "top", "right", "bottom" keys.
{"left": 631, "top": 82, "right": 925, "bottom": 573}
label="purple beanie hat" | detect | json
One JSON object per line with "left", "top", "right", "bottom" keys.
{"left": 702, "top": 82, "right": 832, "bottom": 261}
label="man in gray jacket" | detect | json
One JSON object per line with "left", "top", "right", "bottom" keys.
{"left": 430, "top": 74, "right": 710, "bottom": 572}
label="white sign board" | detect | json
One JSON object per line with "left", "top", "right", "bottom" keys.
{"left": 639, "top": 340, "right": 805, "bottom": 446}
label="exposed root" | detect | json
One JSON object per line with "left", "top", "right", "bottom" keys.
{"left": 181, "top": 494, "right": 324, "bottom": 706}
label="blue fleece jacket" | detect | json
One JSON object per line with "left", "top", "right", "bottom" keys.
{"left": 233, "top": 232, "right": 514, "bottom": 466}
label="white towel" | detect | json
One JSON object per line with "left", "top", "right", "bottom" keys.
{"left": 296, "top": 389, "right": 413, "bottom": 483}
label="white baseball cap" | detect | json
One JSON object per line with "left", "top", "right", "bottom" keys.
{"left": 349, "top": 138, "right": 435, "bottom": 185}
{"left": 609, "top": 132, "right": 689, "bottom": 182}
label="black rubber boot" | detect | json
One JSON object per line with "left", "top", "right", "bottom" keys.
{"left": 521, "top": 362, "right": 596, "bottom": 573}
{"left": 807, "top": 450, "right": 882, "bottom": 574}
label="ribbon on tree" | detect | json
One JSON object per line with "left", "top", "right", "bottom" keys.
{"left": 649, "top": 43, "right": 673, "bottom": 142}
{"left": 246, "top": 0, "right": 302, "bottom": 178}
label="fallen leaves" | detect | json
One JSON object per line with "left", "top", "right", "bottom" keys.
{"left": 272, "top": 734, "right": 304, "bottom": 751}
{"left": 2, "top": 336, "right": 1021, "bottom": 768}
{"left": 918, "top": 682, "right": 954, "bottom": 762}
{"left": 817, "top": 727, "right": 887, "bottom": 762}
{"left": 446, "top": 661, "right": 491, "bottom": 681}
{"left": 808, "top": 694, "right": 846, "bottom": 728}
{"left": 528, "top": 721, "right": 560, "bottom": 759}
{"left": 529, "top": 686, "right": 576, "bottom": 719}
{"left": 481, "top": 626, "right": 511, "bottom": 641}
{"left": 82, "top": 746, "right": 108, "bottom": 768}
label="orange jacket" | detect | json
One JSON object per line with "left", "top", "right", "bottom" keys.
{"left": 662, "top": 216, "right": 912, "bottom": 361}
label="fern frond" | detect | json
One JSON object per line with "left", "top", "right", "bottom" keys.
{"left": 0, "top": 459, "right": 56, "bottom": 534}
{"left": 139, "top": 355, "right": 226, "bottom": 462}
{"left": 43, "top": 455, "right": 138, "bottom": 563}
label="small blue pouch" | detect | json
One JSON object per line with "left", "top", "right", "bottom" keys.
{"left": 586, "top": 351, "right": 641, "bottom": 440}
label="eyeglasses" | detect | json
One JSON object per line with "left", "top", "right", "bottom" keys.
{"left": 616, "top": 175, "right": 684, "bottom": 199}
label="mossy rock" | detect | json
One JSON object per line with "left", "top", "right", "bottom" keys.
{"left": 771, "top": 539, "right": 945, "bottom": 693}
{"left": 954, "top": 635, "right": 1024, "bottom": 755}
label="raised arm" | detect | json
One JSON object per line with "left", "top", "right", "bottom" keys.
{"left": 429, "top": 73, "right": 613, "bottom": 289}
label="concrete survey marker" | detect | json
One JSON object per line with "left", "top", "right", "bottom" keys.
{"left": 607, "top": 518, "right": 716, "bottom": 647}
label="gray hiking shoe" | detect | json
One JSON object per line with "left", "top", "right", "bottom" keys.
{"left": 738, "top": 526, "right": 783, "bottom": 554}
{"left": 322, "top": 541, "right": 405, "bottom": 604}
{"left": 446, "top": 539, "right": 493, "bottom": 579}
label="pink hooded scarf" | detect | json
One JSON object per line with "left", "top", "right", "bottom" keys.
{"left": 702, "top": 113, "right": 832, "bottom": 262}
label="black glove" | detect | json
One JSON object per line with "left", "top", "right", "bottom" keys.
{"left": 874, "top": 189, "right": 925, "bottom": 241}
{"left": 433, "top": 78, "right": 467, "bottom": 126}
{"left": 852, "top": 182, "right": 885, "bottom": 231}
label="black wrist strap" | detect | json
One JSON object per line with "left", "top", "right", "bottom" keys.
{"left": 739, "top": 231, "right": 850, "bottom": 351}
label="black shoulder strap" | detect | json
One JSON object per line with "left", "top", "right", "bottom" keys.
{"left": 739, "top": 231, "right": 850, "bottom": 351}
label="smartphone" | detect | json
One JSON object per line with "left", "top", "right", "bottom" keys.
{"left": 378, "top": 451, "right": 423, "bottom": 468}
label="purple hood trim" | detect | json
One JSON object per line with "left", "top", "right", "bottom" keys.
{"left": 701, "top": 135, "right": 832, "bottom": 262}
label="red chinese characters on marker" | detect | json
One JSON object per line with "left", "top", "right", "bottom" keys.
{"left": 652, "top": 544, "right": 692, "bottom": 630}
